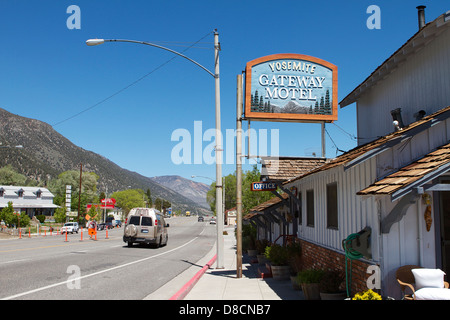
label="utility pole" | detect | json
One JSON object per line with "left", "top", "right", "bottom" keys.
{"left": 236, "top": 73, "right": 243, "bottom": 278}
{"left": 78, "top": 163, "right": 82, "bottom": 223}
{"left": 214, "top": 30, "right": 224, "bottom": 269}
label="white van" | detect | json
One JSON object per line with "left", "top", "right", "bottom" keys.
{"left": 123, "top": 208, "right": 169, "bottom": 248}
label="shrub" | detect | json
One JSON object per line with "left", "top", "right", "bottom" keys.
{"left": 264, "top": 244, "right": 289, "bottom": 266}
{"left": 319, "top": 270, "right": 345, "bottom": 293}
{"left": 297, "top": 269, "right": 325, "bottom": 284}
{"left": 255, "top": 239, "right": 270, "bottom": 254}
{"left": 36, "top": 214, "right": 46, "bottom": 224}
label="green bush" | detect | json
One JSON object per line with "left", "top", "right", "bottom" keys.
{"left": 264, "top": 244, "right": 289, "bottom": 266}
{"left": 242, "top": 224, "right": 256, "bottom": 250}
{"left": 0, "top": 202, "right": 30, "bottom": 227}
{"left": 297, "top": 269, "right": 325, "bottom": 284}
{"left": 35, "top": 214, "right": 46, "bottom": 224}
{"left": 255, "top": 239, "right": 270, "bottom": 254}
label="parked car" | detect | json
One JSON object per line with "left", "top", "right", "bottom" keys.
{"left": 97, "top": 223, "right": 106, "bottom": 231}
{"left": 61, "top": 222, "right": 79, "bottom": 234}
{"left": 123, "top": 208, "right": 169, "bottom": 248}
{"left": 198, "top": 216, "right": 204, "bottom": 222}
{"left": 210, "top": 218, "right": 216, "bottom": 225}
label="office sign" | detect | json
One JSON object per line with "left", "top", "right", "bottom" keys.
{"left": 251, "top": 182, "right": 277, "bottom": 191}
{"left": 245, "top": 54, "right": 337, "bottom": 122}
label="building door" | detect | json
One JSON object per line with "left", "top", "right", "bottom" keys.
{"left": 439, "top": 179, "right": 450, "bottom": 276}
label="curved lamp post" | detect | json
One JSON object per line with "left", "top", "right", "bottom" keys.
{"left": 86, "top": 31, "right": 224, "bottom": 268}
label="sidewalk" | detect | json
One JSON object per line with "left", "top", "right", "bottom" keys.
{"left": 149, "top": 226, "right": 303, "bottom": 300}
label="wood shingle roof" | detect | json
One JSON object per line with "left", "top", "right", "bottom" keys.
{"left": 358, "top": 143, "right": 450, "bottom": 196}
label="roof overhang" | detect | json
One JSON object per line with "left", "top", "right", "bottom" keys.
{"left": 340, "top": 13, "right": 450, "bottom": 108}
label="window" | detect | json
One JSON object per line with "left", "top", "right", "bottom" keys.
{"left": 306, "top": 189, "right": 314, "bottom": 227}
{"left": 0, "top": 188, "right": 4, "bottom": 197}
{"left": 141, "top": 217, "right": 153, "bottom": 226}
{"left": 298, "top": 192, "right": 302, "bottom": 225}
{"left": 327, "top": 182, "right": 338, "bottom": 229}
{"left": 17, "top": 189, "right": 24, "bottom": 197}
{"left": 129, "top": 216, "right": 140, "bottom": 225}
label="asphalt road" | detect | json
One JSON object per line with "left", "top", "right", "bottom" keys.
{"left": 0, "top": 216, "right": 216, "bottom": 300}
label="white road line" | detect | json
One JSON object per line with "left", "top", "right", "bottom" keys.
{"left": 1, "top": 236, "right": 199, "bottom": 300}
{"left": 0, "top": 259, "right": 30, "bottom": 265}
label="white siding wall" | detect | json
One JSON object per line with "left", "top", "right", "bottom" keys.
{"left": 290, "top": 157, "right": 379, "bottom": 260}
{"left": 357, "top": 28, "right": 450, "bottom": 145}
{"left": 376, "top": 119, "right": 450, "bottom": 178}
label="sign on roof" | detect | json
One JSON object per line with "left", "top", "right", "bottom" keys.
{"left": 245, "top": 54, "right": 338, "bottom": 123}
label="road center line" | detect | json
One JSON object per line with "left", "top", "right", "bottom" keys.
{"left": 1, "top": 236, "right": 199, "bottom": 300}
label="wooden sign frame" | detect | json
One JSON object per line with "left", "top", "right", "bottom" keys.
{"left": 245, "top": 54, "right": 338, "bottom": 123}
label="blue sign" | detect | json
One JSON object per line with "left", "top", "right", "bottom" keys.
{"left": 245, "top": 54, "right": 338, "bottom": 123}
{"left": 251, "top": 182, "right": 277, "bottom": 191}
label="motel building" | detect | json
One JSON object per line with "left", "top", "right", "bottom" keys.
{"left": 0, "top": 186, "right": 58, "bottom": 218}
{"left": 244, "top": 8, "right": 450, "bottom": 299}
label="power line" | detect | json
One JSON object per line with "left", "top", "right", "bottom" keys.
{"left": 325, "top": 127, "right": 347, "bottom": 156}
{"left": 52, "top": 31, "right": 213, "bottom": 127}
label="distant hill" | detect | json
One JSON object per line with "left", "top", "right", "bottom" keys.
{"left": 0, "top": 107, "right": 205, "bottom": 214}
{"left": 151, "top": 175, "right": 211, "bottom": 209}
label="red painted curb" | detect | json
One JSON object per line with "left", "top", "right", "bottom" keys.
{"left": 169, "top": 254, "right": 217, "bottom": 300}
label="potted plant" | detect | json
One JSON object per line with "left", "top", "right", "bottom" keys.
{"left": 255, "top": 239, "right": 270, "bottom": 265}
{"left": 242, "top": 224, "right": 257, "bottom": 256}
{"left": 352, "top": 289, "right": 382, "bottom": 300}
{"left": 319, "top": 270, "right": 347, "bottom": 300}
{"left": 296, "top": 269, "right": 325, "bottom": 300}
{"left": 287, "top": 241, "right": 302, "bottom": 290}
{"left": 264, "top": 244, "right": 290, "bottom": 280}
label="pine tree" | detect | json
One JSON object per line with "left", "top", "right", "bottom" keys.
{"left": 324, "top": 90, "right": 331, "bottom": 114}
{"left": 314, "top": 101, "right": 319, "bottom": 114}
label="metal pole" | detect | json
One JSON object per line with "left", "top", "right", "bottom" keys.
{"left": 321, "top": 121, "right": 326, "bottom": 158}
{"left": 236, "top": 73, "right": 243, "bottom": 278}
{"left": 214, "top": 30, "right": 224, "bottom": 269}
{"left": 78, "top": 163, "right": 82, "bottom": 223}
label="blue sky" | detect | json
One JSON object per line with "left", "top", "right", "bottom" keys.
{"left": 1, "top": 1, "right": 448, "bottom": 184}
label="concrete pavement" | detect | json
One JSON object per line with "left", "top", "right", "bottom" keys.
{"left": 146, "top": 225, "right": 303, "bottom": 300}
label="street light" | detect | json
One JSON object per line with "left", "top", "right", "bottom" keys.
{"left": 87, "top": 31, "right": 224, "bottom": 268}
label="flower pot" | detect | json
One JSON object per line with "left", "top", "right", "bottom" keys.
{"left": 291, "top": 275, "right": 301, "bottom": 290}
{"left": 271, "top": 265, "right": 291, "bottom": 281}
{"left": 301, "top": 283, "right": 321, "bottom": 300}
{"left": 319, "top": 291, "right": 348, "bottom": 300}
{"left": 256, "top": 254, "right": 269, "bottom": 265}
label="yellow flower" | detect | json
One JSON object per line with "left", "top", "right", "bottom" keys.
{"left": 352, "top": 289, "right": 382, "bottom": 300}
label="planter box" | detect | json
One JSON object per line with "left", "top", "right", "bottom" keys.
{"left": 291, "top": 275, "right": 301, "bottom": 290}
{"left": 247, "top": 249, "right": 258, "bottom": 257}
{"left": 301, "top": 283, "right": 321, "bottom": 300}
{"left": 271, "top": 265, "right": 291, "bottom": 281}
{"left": 256, "top": 254, "right": 269, "bottom": 265}
{"left": 319, "top": 292, "right": 348, "bottom": 300}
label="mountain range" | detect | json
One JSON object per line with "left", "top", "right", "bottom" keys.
{"left": 0, "top": 108, "right": 211, "bottom": 215}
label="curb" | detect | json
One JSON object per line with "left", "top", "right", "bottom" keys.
{"left": 169, "top": 254, "right": 217, "bottom": 300}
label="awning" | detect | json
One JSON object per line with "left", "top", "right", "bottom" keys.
{"left": 358, "top": 142, "right": 450, "bottom": 201}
